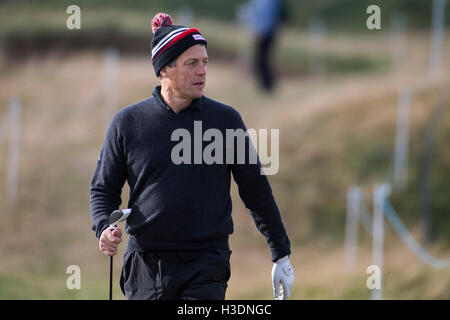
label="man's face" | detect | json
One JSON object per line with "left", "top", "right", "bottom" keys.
{"left": 162, "top": 44, "right": 208, "bottom": 100}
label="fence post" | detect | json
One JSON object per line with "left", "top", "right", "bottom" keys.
{"left": 307, "top": 18, "right": 326, "bottom": 80}
{"left": 235, "top": 4, "right": 252, "bottom": 75}
{"left": 419, "top": 89, "right": 447, "bottom": 245}
{"left": 427, "top": 0, "right": 446, "bottom": 81}
{"left": 371, "top": 183, "right": 390, "bottom": 300}
{"left": 8, "top": 96, "right": 21, "bottom": 203}
{"left": 389, "top": 12, "right": 407, "bottom": 70}
{"left": 103, "top": 47, "right": 119, "bottom": 131}
{"left": 345, "top": 186, "right": 361, "bottom": 272}
{"left": 394, "top": 88, "right": 411, "bottom": 191}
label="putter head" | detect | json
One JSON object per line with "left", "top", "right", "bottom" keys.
{"left": 109, "top": 208, "right": 132, "bottom": 226}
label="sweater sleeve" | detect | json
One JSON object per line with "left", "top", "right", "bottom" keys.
{"left": 90, "top": 113, "right": 128, "bottom": 239}
{"left": 229, "top": 111, "right": 291, "bottom": 262}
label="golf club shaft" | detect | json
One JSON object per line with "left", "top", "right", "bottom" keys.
{"left": 109, "top": 255, "right": 113, "bottom": 300}
{"left": 108, "top": 224, "right": 116, "bottom": 300}
{"left": 107, "top": 209, "right": 132, "bottom": 300}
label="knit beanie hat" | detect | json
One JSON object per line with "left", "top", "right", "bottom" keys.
{"left": 151, "top": 13, "right": 207, "bottom": 76}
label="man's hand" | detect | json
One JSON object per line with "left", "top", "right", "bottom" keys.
{"left": 271, "top": 255, "right": 294, "bottom": 300}
{"left": 99, "top": 226, "right": 123, "bottom": 256}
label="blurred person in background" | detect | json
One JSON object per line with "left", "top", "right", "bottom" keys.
{"left": 247, "top": 0, "right": 287, "bottom": 92}
{"left": 90, "top": 13, "right": 294, "bottom": 300}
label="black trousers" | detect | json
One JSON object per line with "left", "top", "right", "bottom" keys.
{"left": 254, "top": 32, "right": 276, "bottom": 92}
{"left": 120, "top": 248, "right": 232, "bottom": 300}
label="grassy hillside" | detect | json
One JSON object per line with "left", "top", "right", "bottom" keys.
{"left": 5, "top": 0, "right": 450, "bottom": 29}
{"left": 0, "top": 3, "right": 387, "bottom": 75}
{"left": 0, "top": 4, "right": 449, "bottom": 300}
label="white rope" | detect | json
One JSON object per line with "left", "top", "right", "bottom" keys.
{"left": 381, "top": 191, "right": 450, "bottom": 269}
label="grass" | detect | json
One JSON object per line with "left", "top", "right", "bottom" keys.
{"left": 0, "top": 14, "right": 449, "bottom": 299}
{"left": 0, "top": 3, "right": 388, "bottom": 75}
{"left": 2, "top": 0, "right": 446, "bottom": 30}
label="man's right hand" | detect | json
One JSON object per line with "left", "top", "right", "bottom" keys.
{"left": 99, "top": 226, "right": 123, "bottom": 256}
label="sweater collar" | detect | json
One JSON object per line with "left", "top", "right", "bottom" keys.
{"left": 152, "top": 85, "right": 203, "bottom": 114}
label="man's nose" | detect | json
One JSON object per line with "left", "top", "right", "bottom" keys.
{"left": 197, "top": 63, "right": 207, "bottom": 76}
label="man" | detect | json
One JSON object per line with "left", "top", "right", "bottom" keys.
{"left": 247, "top": 0, "right": 286, "bottom": 92}
{"left": 90, "top": 13, "right": 294, "bottom": 300}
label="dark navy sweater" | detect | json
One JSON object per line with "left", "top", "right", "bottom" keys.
{"left": 90, "top": 86, "right": 290, "bottom": 262}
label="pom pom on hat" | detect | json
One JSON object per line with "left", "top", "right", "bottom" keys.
{"left": 151, "top": 13, "right": 173, "bottom": 34}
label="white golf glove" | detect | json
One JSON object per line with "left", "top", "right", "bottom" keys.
{"left": 271, "top": 255, "right": 294, "bottom": 300}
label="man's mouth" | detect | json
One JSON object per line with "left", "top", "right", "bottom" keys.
{"left": 193, "top": 81, "right": 205, "bottom": 88}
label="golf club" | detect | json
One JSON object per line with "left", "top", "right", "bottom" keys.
{"left": 108, "top": 208, "right": 132, "bottom": 300}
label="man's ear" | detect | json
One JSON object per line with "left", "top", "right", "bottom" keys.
{"left": 160, "top": 66, "right": 169, "bottom": 78}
